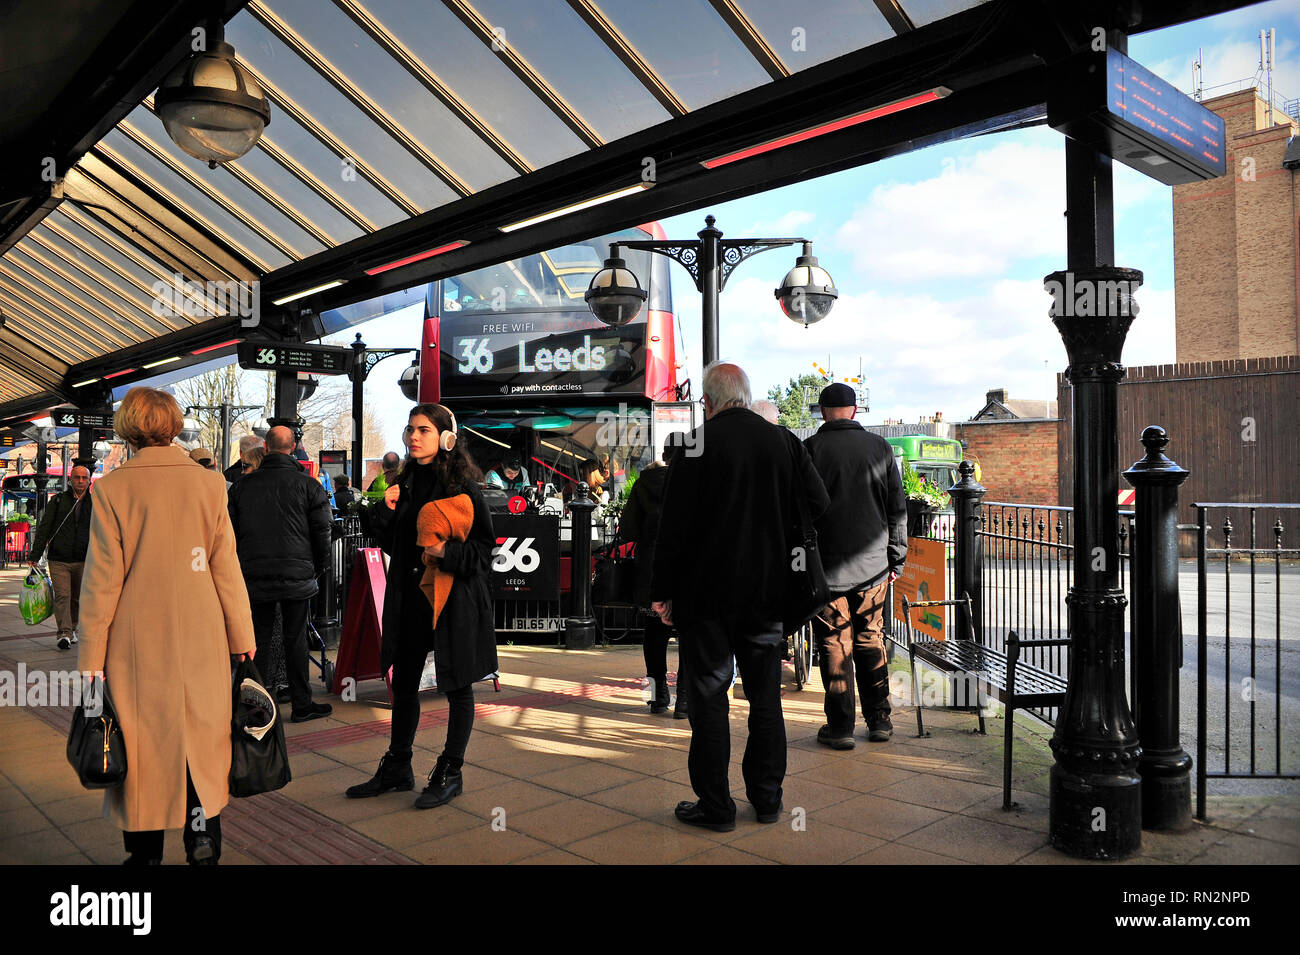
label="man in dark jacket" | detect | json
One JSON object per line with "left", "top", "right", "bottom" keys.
{"left": 29, "top": 466, "right": 93, "bottom": 650}
{"left": 652, "top": 363, "right": 829, "bottom": 831}
{"left": 228, "top": 426, "right": 333, "bottom": 722}
{"left": 804, "top": 383, "right": 908, "bottom": 747}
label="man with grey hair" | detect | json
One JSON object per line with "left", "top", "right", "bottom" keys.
{"left": 750, "top": 399, "right": 780, "bottom": 425}
{"left": 224, "top": 432, "right": 264, "bottom": 485}
{"left": 652, "top": 362, "right": 828, "bottom": 831}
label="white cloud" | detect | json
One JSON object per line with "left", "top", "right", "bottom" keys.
{"left": 691, "top": 268, "right": 1178, "bottom": 425}
{"left": 832, "top": 141, "right": 1066, "bottom": 284}
{"left": 740, "top": 210, "right": 815, "bottom": 237}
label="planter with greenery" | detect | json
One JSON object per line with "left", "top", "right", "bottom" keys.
{"left": 902, "top": 461, "right": 949, "bottom": 537}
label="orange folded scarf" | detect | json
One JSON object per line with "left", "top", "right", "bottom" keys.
{"left": 415, "top": 494, "right": 474, "bottom": 627}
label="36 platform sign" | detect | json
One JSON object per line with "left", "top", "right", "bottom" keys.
{"left": 892, "top": 537, "right": 947, "bottom": 640}
{"left": 491, "top": 513, "right": 559, "bottom": 601}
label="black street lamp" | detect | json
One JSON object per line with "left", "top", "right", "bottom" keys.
{"left": 348, "top": 334, "right": 415, "bottom": 490}
{"left": 186, "top": 402, "right": 262, "bottom": 469}
{"left": 586, "top": 215, "right": 837, "bottom": 367}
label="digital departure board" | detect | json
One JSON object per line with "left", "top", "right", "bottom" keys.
{"left": 1049, "top": 48, "right": 1226, "bottom": 185}
{"left": 52, "top": 410, "right": 114, "bottom": 429}
{"left": 237, "top": 341, "right": 353, "bottom": 375}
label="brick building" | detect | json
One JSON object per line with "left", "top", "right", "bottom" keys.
{"left": 954, "top": 389, "right": 1060, "bottom": 505}
{"left": 1172, "top": 87, "right": 1300, "bottom": 362}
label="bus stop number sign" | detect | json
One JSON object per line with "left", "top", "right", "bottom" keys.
{"left": 491, "top": 513, "right": 559, "bottom": 601}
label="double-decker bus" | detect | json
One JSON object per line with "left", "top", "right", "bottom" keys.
{"left": 417, "top": 223, "right": 683, "bottom": 501}
{"left": 404, "top": 224, "right": 686, "bottom": 640}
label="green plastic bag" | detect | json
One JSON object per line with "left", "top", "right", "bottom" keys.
{"left": 20, "top": 569, "right": 54, "bottom": 626}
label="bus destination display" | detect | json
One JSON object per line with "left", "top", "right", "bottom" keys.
{"left": 440, "top": 314, "right": 645, "bottom": 399}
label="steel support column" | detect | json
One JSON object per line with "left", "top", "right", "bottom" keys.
{"left": 272, "top": 371, "right": 299, "bottom": 434}
{"left": 33, "top": 438, "right": 49, "bottom": 519}
{"left": 950, "top": 460, "right": 986, "bottom": 643}
{"left": 1124, "top": 426, "right": 1193, "bottom": 831}
{"left": 565, "top": 483, "right": 598, "bottom": 650}
{"left": 350, "top": 336, "right": 367, "bottom": 491}
{"left": 1046, "top": 136, "right": 1144, "bottom": 859}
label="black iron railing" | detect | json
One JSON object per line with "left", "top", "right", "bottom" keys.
{"left": 1195, "top": 503, "right": 1299, "bottom": 819}
{"left": 967, "top": 502, "right": 1135, "bottom": 724}
{"left": 331, "top": 510, "right": 644, "bottom": 643}
{"left": 333, "top": 512, "right": 374, "bottom": 622}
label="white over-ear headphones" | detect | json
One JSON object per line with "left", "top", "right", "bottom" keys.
{"left": 436, "top": 404, "right": 458, "bottom": 452}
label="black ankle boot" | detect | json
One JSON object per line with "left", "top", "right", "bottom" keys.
{"left": 649, "top": 674, "right": 671, "bottom": 714}
{"left": 346, "top": 752, "right": 415, "bottom": 798}
{"left": 673, "top": 686, "right": 689, "bottom": 720}
{"left": 186, "top": 834, "right": 219, "bottom": 865}
{"left": 414, "top": 755, "right": 463, "bottom": 809}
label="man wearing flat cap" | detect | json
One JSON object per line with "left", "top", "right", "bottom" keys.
{"left": 189, "top": 447, "right": 217, "bottom": 470}
{"left": 804, "top": 382, "right": 907, "bottom": 748}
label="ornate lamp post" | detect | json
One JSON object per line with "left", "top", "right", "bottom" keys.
{"left": 585, "top": 215, "right": 837, "bottom": 366}
{"left": 348, "top": 333, "right": 415, "bottom": 490}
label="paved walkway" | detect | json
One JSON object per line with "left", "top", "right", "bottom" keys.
{"left": 1, "top": 565, "right": 1296, "bottom": 865}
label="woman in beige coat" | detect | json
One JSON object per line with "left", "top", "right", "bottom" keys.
{"left": 78, "top": 387, "right": 256, "bottom": 865}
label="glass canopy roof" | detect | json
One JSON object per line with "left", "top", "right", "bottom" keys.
{"left": 0, "top": 0, "right": 989, "bottom": 414}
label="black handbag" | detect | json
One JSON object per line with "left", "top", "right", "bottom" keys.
{"left": 229, "top": 659, "right": 292, "bottom": 798}
{"left": 66, "top": 677, "right": 126, "bottom": 789}
{"left": 592, "top": 543, "right": 637, "bottom": 606}
{"left": 782, "top": 435, "right": 830, "bottom": 635}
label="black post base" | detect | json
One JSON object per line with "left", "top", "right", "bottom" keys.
{"left": 1140, "top": 751, "right": 1193, "bottom": 832}
{"left": 1049, "top": 765, "right": 1142, "bottom": 859}
{"left": 565, "top": 618, "right": 598, "bottom": 650}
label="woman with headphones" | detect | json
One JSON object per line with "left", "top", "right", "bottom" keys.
{"left": 346, "top": 403, "right": 498, "bottom": 808}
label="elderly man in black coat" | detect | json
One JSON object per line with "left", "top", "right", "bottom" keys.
{"left": 228, "top": 425, "right": 334, "bottom": 722}
{"left": 651, "top": 362, "right": 828, "bottom": 831}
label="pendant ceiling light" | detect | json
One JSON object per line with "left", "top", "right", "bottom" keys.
{"left": 155, "top": 21, "right": 270, "bottom": 168}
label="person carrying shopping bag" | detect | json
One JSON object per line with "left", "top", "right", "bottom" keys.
{"left": 77, "top": 387, "right": 256, "bottom": 865}
{"left": 28, "top": 465, "right": 93, "bottom": 650}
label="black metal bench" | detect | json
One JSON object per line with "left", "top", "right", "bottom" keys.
{"left": 892, "top": 594, "right": 1068, "bottom": 810}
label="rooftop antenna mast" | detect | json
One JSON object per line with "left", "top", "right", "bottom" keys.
{"left": 1261, "top": 28, "right": 1276, "bottom": 127}
{"left": 1192, "top": 48, "right": 1203, "bottom": 101}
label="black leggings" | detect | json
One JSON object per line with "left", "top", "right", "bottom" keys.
{"left": 389, "top": 635, "right": 475, "bottom": 770}
{"left": 642, "top": 613, "right": 671, "bottom": 685}
{"left": 122, "top": 765, "right": 218, "bottom": 862}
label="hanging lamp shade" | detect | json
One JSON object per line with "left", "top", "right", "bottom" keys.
{"left": 774, "top": 245, "right": 838, "bottom": 327}
{"left": 155, "top": 31, "right": 270, "bottom": 168}
{"left": 585, "top": 255, "right": 647, "bottom": 327}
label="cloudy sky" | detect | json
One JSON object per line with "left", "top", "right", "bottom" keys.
{"left": 246, "top": 1, "right": 1300, "bottom": 445}
{"left": 651, "top": 0, "right": 1300, "bottom": 422}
